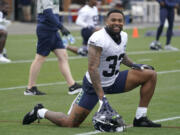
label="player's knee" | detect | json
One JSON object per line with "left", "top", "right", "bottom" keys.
{"left": 148, "top": 70, "right": 157, "bottom": 81}
{"left": 34, "top": 55, "right": 46, "bottom": 64}
{"left": 152, "top": 70, "right": 157, "bottom": 77}
{"left": 62, "top": 53, "right": 68, "bottom": 61}
{"left": 57, "top": 52, "right": 68, "bottom": 62}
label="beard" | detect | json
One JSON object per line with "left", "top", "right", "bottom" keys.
{"left": 105, "top": 26, "right": 122, "bottom": 44}
{"left": 106, "top": 25, "right": 123, "bottom": 35}
{"left": 105, "top": 25, "right": 123, "bottom": 35}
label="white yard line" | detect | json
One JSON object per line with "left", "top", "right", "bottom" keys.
{"left": 75, "top": 131, "right": 101, "bottom": 135}
{"left": 8, "top": 56, "right": 84, "bottom": 64}
{"left": 127, "top": 50, "right": 179, "bottom": 55}
{"left": 0, "top": 80, "right": 82, "bottom": 91}
{"left": 75, "top": 116, "right": 180, "bottom": 135}
{"left": 137, "top": 59, "right": 152, "bottom": 62}
{"left": 0, "top": 69, "right": 180, "bottom": 91}
{"left": 153, "top": 116, "right": 180, "bottom": 123}
{"left": 0, "top": 50, "right": 179, "bottom": 64}
{"left": 157, "top": 70, "right": 180, "bottom": 74}
{"left": 0, "top": 82, "right": 66, "bottom": 91}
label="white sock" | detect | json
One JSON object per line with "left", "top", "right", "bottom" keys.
{"left": 3, "top": 48, "right": 6, "bottom": 54}
{"left": 37, "top": 108, "right": 48, "bottom": 118}
{"left": 135, "top": 107, "right": 147, "bottom": 119}
{"left": 0, "top": 54, "right": 3, "bottom": 57}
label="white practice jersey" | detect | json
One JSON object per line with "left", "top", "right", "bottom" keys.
{"left": 76, "top": 5, "right": 99, "bottom": 28}
{"left": 0, "top": 11, "right": 11, "bottom": 30}
{"left": 86, "top": 28, "right": 128, "bottom": 87}
{"left": 37, "top": 0, "right": 59, "bottom": 14}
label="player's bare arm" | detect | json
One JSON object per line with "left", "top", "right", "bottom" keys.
{"left": 88, "top": 45, "right": 104, "bottom": 99}
{"left": 121, "top": 54, "right": 133, "bottom": 67}
{"left": 122, "top": 54, "right": 154, "bottom": 70}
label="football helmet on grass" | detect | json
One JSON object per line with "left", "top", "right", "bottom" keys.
{"left": 92, "top": 97, "right": 126, "bottom": 132}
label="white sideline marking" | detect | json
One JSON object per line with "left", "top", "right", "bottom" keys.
{"left": 137, "top": 59, "right": 152, "bottom": 62}
{"left": 75, "top": 116, "right": 180, "bottom": 135}
{"left": 0, "top": 81, "right": 66, "bottom": 91}
{"left": 9, "top": 56, "right": 84, "bottom": 64}
{"left": 0, "top": 69, "right": 180, "bottom": 91}
{"left": 75, "top": 131, "right": 101, "bottom": 135}
{"left": 153, "top": 116, "right": 180, "bottom": 123}
{"left": 0, "top": 50, "right": 179, "bottom": 64}
{"left": 157, "top": 70, "right": 180, "bottom": 74}
{"left": 0, "top": 80, "right": 82, "bottom": 91}
{"left": 127, "top": 50, "right": 179, "bottom": 55}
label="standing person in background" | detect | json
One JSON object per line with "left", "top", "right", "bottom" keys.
{"left": 0, "top": 0, "right": 11, "bottom": 63}
{"left": 150, "top": 0, "right": 179, "bottom": 51}
{"left": 59, "top": 0, "right": 87, "bottom": 56}
{"left": 75, "top": 0, "right": 100, "bottom": 56}
{"left": 20, "top": 0, "right": 32, "bottom": 22}
{"left": 63, "top": 0, "right": 71, "bottom": 12}
{"left": 24, "top": 0, "right": 82, "bottom": 96}
{"left": 62, "top": 0, "right": 101, "bottom": 56}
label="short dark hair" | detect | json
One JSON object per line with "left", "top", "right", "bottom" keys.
{"left": 106, "top": 9, "right": 125, "bottom": 19}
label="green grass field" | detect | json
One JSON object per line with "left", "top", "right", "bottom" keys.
{"left": 0, "top": 26, "right": 180, "bottom": 135}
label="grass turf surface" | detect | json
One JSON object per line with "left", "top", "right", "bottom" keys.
{"left": 0, "top": 27, "right": 180, "bottom": 135}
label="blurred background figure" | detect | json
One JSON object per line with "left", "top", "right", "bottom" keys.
{"left": 150, "top": 0, "right": 179, "bottom": 51}
{"left": 110, "top": 0, "right": 123, "bottom": 10}
{"left": 20, "top": 0, "right": 32, "bottom": 22}
{"left": 0, "top": 0, "right": 11, "bottom": 63}
{"left": 60, "top": 0, "right": 101, "bottom": 56}
{"left": 63, "top": 0, "right": 73, "bottom": 11}
{"left": 109, "top": 0, "right": 131, "bottom": 10}
{"left": 24, "top": 0, "right": 82, "bottom": 96}
{"left": 75, "top": 0, "right": 101, "bottom": 56}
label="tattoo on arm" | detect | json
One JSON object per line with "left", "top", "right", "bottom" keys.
{"left": 122, "top": 54, "right": 134, "bottom": 67}
{"left": 88, "top": 45, "right": 104, "bottom": 99}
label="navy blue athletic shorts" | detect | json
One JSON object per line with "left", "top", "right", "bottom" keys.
{"left": 81, "top": 27, "right": 94, "bottom": 45}
{"left": 75, "top": 70, "right": 128, "bottom": 111}
{"left": 36, "top": 28, "right": 65, "bottom": 56}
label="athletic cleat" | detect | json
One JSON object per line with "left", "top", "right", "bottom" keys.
{"left": 150, "top": 41, "right": 162, "bottom": 51}
{"left": 68, "top": 82, "right": 82, "bottom": 95}
{"left": 22, "top": 104, "right": 44, "bottom": 125}
{"left": 24, "top": 86, "right": 46, "bottom": 96}
{"left": 133, "top": 117, "right": 161, "bottom": 127}
{"left": 164, "top": 45, "right": 179, "bottom": 51}
{"left": 0, "top": 56, "right": 11, "bottom": 63}
{"left": 3, "top": 53, "right": 8, "bottom": 58}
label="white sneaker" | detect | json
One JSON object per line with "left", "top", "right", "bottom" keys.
{"left": 0, "top": 56, "right": 11, "bottom": 63}
{"left": 164, "top": 45, "right": 179, "bottom": 51}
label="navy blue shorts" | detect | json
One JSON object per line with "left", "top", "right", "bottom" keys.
{"left": 81, "top": 27, "right": 94, "bottom": 45}
{"left": 75, "top": 70, "right": 128, "bottom": 110}
{"left": 36, "top": 29, "right": 65, "bottom": 56}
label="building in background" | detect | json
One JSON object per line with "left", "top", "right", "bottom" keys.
{"left": 2, "top": 0, "right": 180, "bottom": 24}
{"left": 2, "top": 0, "right": 13, "bottom": 20}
